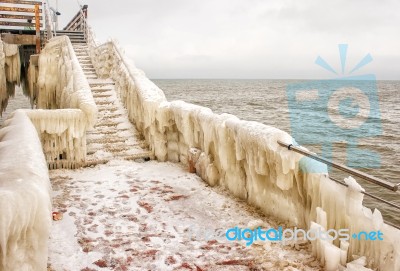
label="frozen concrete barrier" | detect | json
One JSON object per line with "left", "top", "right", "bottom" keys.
{"left": 0, "top": 110, "right": 52, "bottom": 270}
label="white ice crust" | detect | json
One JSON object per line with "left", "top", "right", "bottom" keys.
{"left": 0, "top": 38, "right": 21, "bottom": 114}
{"left": 88, "top": 40, "right": 400, "bottom": 271}
{"left": 0, "top": 110, "right": 51, "bottom": 270}
{"left": 27, "top": 36, "right": 97, "bottom": 168}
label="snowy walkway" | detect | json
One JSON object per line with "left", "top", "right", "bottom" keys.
{"left": 47, "top": 45, "right": 322, "bottom": 271}
{"left": 48, "top": 160, "right": 322, "bottom": 271}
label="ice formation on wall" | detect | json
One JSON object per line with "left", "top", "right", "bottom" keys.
{"left": 3, "top": 42, "right": 20, "bottom": 86}
{"left": 24, "top": 109, "right": 89, "bottom": 168}
{"left": 26, "top": 36, "right": 97, "bottom": 168}
{"left": 89, "top": 40, "right": 400, "bottom": 271}
{"left": 36, "top": 36, "right": 97, "bottom": 127}
{"left": 0, "top": 39, "right": 6, "bottom": 113}
{"left": 0, "top": 38, "right": 21, "bottom": 115}
{"left": 0, "top": 110, "right": 52, "bottom": 270}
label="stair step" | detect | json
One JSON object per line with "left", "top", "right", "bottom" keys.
{"left": 93, "top": 94, "right": 113, "bottom": 98}
{"left": 84, "top": 151, "right": 153, "bottom": 167}
{"left": 87, "top": 127, "right": 131, "bottom": 135}
{"left": 56, "top": 30, "right": 84, "bottom": 34}
{"left": 94, "top": 121, "right": 120, "bottom": 127}
{"left": 100, "top": 113, "right": 124, "bottom": 118}
{"left": 98, "top": 108, "right": 119, "bottom": 113}
{"left": 89, "top": 82, "right": 115, "bottom": 87}
{"left": 119, "top": 152, "right": 153, "bottom": 161}
{"left": 91, "top": 88, "right": 113, "bottom": 93}
{"left": 94, "top": 102, "right": 115, "bottom": 107}
{"left": 88, "top": 137, "right": 144, "bottom": 144}
{"left": 87, "top": 142, "right": 148, "bottom": 154}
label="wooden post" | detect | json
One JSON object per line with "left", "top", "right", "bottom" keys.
{"left": 188, "top": 148, "right": 201, "bottom": 173}
{"left": 35, "top": 4, "right": 40, "bottom": 53}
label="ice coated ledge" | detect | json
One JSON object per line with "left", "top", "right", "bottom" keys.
{"left": 0, "top": 110, "right": 52, "bottom": 271}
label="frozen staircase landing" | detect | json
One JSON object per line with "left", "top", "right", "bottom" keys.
{"left": 72, "top": 44, "right": 153, "bottom": 166}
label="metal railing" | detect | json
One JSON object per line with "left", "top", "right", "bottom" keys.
{"left": 278, "top": 140, "right": 400, "bottom": 229}
{"left": 277, "top": 140, "right": 399, "bottom": 192}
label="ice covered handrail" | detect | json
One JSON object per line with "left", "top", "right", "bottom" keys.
{"left": 29, "top": 35, "right": 97, "bottom": 169}
{"left": 65, "top": 2, "right": 97, "bottom": 47}
{"left": 43, "top": 0, "right": 53, "bottom": 42}
{"left": 277, "top": 140, "right": 400, "bottom": 192}
{"left": 36, "top": 35, "right": 97, "bottom": 127}
{"left": 63, "top": 4, "right": 87, "bottom": 32}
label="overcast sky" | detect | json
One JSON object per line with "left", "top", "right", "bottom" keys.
{"left": 52, "top": 0, "right": 400, "bottom": 79}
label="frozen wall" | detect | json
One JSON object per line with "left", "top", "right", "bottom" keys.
{"left": 0, "top": 110, "right": 52, "bottom": 270}
{"left": 89, "top": 41, "right": 400, "bottom": 271}
{"left": 28, "top": 36, "right": 97, "bottom": 169}
{"left": 0, "top": 39, "right": 6, "bottom": 113}
{"left": 0, "top": 38, "right": 21, "bottom": 115}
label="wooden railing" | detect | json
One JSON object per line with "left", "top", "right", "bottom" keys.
{"left": 63, "top": 4, "right": 87, "bottom": 32}
{"left": 0, "top": 0, "right": 44, "bottom": 52}
{"left": 0, "top": 0, "right": 43, "bottom": 29}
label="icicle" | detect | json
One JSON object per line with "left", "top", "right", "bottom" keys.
{"left": 87, "top": 39, "right": 400, "bottom": 271}
{"left": 0, "top": 39, "right": 22, "bottom": 115}
{"left": 0, "top": 39, "right": 7, "bottom": 114}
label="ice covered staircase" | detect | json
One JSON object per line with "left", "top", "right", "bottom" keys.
{"left": 72, "top": 44, "right": 153, "bottom": 166}
{"left": 55, "top": 31, "right": 86, "bottom": 44}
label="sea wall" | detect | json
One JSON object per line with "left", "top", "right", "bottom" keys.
{"left": 0, "top": 110, "right": 52, "bottom": 270}
{"left": 29, "top": 36, "right": 97, "bottom": 168}
{"left": 89, "top": 41, "right": 400, "bottom": 271}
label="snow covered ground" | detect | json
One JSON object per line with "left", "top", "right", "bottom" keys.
{"left": 48, "top": 160, "right": 322, "bottom": 271}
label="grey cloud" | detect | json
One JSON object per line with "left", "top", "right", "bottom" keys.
{"left": 53, "top": 0, "right": 400, "bottom": 79}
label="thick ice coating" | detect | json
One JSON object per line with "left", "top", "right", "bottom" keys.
{"left": 88, "top": 40, "right": 400, "bottom": 271}
{"left": 26, "top": 36, "right": 98, "bottom": 168}
{"left": 0, "top": 110, "right": 51, "bottom": 270}
{"left": 0, "top": 38, "right": 21, "bottom": 115}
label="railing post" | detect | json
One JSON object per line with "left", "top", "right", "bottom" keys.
{"left": 43, "top": 2, "right": 53, "bottom": 42}
{"left": 35, "top": 4, "right": 41, "bottom": 53}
